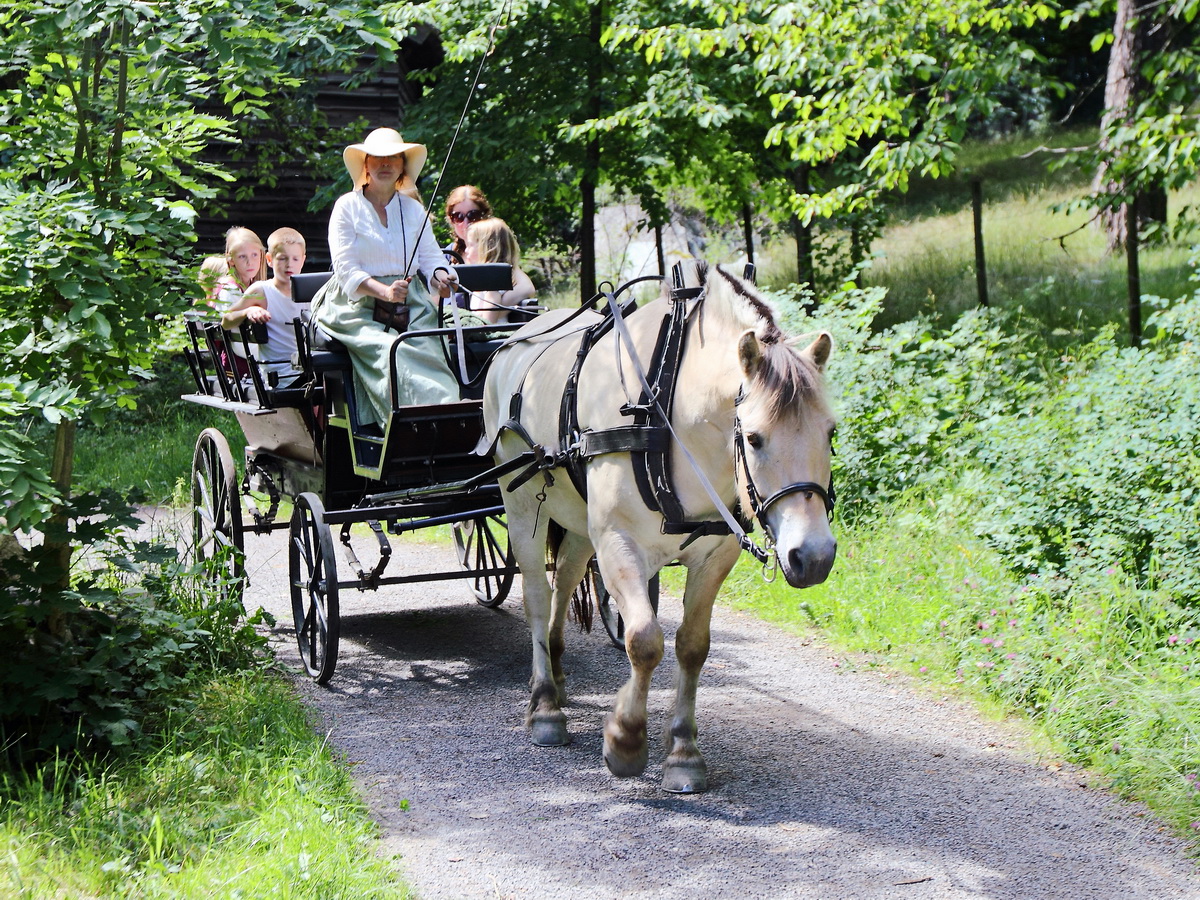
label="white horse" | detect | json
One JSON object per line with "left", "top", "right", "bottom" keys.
{"left": 482, "top": 264, "right": 836, "bottom": 793}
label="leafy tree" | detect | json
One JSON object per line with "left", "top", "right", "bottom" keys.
{"left": 599, "top": 0, "right": 1057, "bottom": 262}
{"left": 1066, "top": 0, "right": 1200, "bottom": 250}
{"left": 0, "top": 0, "right": 393, "bottom": 593}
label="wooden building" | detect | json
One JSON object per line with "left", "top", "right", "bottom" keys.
{"left": 195, "top": 29, "right": 443, "bottom": 272}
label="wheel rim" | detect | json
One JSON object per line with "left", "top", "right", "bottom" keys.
{"left": 593, "top": 563, "right": 661, "bottom": 650}
{"left": 191, "top": 428, "right": 245, "bottom": 603}
{"left": 289, "top": 492, "right": 340, "bottom": 683}
{"left": 452, "top": 514, "right": 515, "bottom": 608}
{"left": 592, "top": 562, "right": 625, "bottom": 648}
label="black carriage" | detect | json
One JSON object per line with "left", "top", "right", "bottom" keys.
{"left": 182, "top": 267, "right": 544, "bottom": 684}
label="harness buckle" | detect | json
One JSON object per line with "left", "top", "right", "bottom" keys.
{"left": 619, "top": 397, "right": 657, "bottom": 418}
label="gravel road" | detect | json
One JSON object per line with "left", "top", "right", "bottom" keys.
{"left": 225, "top": 520, "right": 1200, "bottom": 900}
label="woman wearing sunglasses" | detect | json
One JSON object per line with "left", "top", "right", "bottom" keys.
{"left": 443, "top": 185, "right": 493, "bottom": 260}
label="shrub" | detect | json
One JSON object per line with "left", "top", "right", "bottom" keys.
{"left": 974, "top": 291, "right": 1200, "bottom": 604}
{"left": 0, "top": 492, "right": 269, "bottom": 767}
{"left": 773, "top": 283, "right": 1049, "bottom": 524}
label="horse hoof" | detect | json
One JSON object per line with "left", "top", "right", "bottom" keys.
{"left": 662, "top": 763, "right": 708, "bottom": 794}
{"left": 603, "top": 741, "right": 649, "bottom": 778}
{"left": 530, "top": 718, "right": 571, "bottom": 747}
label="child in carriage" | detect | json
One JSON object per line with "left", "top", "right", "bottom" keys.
{"left": 460, "top": 216, "right": 536, "bottom": 326}
{"left": 215, "top": 226, "right": 268, "bottom": 312}
{"left": 221, "top": 227, "right": 309, "bottom": 388}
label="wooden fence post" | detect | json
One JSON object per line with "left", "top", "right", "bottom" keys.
{"left": 1126, "top": 197, "right": 1142, "bottom": 347}
{"left": 971, "top": 177, "right": 989, "bottom": 308}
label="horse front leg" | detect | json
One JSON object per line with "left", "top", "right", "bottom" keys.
{"left": 596, "top": 539, "right": 662, "bottom": 778}
{"left": 662, "top": 541, "right": 739, "bottom": 793}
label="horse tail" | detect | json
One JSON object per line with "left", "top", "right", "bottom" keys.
{"left": 546, "top": 520, "right": 594, "bottom": 633}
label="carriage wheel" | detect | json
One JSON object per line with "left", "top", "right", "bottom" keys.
{"left": 452, "top": 514, "right": 515, "bottom": 608}
{"left": 191, "top": 428, "right": 245, "bottom": 603}
{"left": 592, "top": 560, "right": 661, "bottom": 650}
{"left": 289, "top": 492, "right": 340, "bottom": 684}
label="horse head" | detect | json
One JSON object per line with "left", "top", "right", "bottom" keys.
{"left": 721, "top": 270, "right": 837, "bottom": 588}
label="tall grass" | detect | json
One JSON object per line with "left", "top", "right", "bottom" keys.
{"left": 753, "top": 126, "right": 1199, "bottom": 339}
{"left": 66, "top": 361, "right": 238, "bottom": 505}
{"left": 1, "top": 671, "right": 412, "bottom": 898}
{"left": 718, "top": 489, "right": 1200, "bottom": 839}
{"left": 867, "top": 184, "right": 1199, "bottom": 333}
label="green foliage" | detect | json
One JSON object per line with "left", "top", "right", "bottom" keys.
{"left": 0, "top": 493, "right": 269, "bottom": 766}
{"left": 0, "top": 0, "right": 392, "bottom": 538}
{"left": 775, "top": 283, "right": 1048, "bottom": 523}
{"left": 974, "top": 289, "right": 1200, "bottom": 604}
{"left": 382, "top": 0, "right": 606, "bottom": 250}
{"left": 1058, "top": 0, "right": 1200, "bottom": 240}
{"left": 603, "top": 0, "right": 1059, "bottom": 224}
{"left": 2, "top": 671, "right": 412, "bottom": 898}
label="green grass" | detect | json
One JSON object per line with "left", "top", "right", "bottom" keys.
{"left": 715, "top": 488, "right": 1200, "bottom": 844}
{"left": 1, "top": 670, "right": 412, "bottom": 899}
{"left": 720, "top": 493, "right": 1014, "bottom": 683}
{"left": 66, "top": 361, "right": 240, "bottom": 505}
{"left": 865, "top": 180, "right": 1200, "bottom": 333}
{"left": 753, "top": 125, "right": 1199, "bottom": 339}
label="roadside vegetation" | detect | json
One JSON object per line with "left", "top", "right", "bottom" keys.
{"left": 725, "top": 139, "right": 1200, "bottom": 842}
{"left": 3, "top": 672, "right": 411, "bottom": 898}
{"left": 0, "top": 512, "right": 411, "bottom": 897}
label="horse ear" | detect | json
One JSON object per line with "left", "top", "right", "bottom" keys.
{"left": 803, "top": 332, "right": 833, "bottom": 372}
{"left": 738, "top": 330, "right": 764, "bottom": 377}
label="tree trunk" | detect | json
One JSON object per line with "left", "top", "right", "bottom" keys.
{"left": 42, "top": 419, "right": 77, "bottom": 637}
{"left": 791, "top": 164, "right": 814, "bottom": 288}
{"left": 579, "top": 1, "right": 602, "bottom": 304}
{"left": 1095, "top": 0, "right": 1168, "bottom": 251}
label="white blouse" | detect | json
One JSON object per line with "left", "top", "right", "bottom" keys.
{"left": 328, "top": 189, "right": 447, "bottom": 297}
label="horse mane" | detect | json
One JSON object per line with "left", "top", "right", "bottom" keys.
{"left": 707, "top": 266, "right": 828, "bottom": 419}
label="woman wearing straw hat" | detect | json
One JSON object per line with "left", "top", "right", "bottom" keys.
{"left": 311, "top": 127, "right": 460, "bottom": 430}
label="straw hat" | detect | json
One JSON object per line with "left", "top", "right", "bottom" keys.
{"left": 343, "top": 127, "right": 428, "bottom": 190}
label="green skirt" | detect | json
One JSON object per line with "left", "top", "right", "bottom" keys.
{"left": 311, "top": 274, "right": 459, "bottom": 428}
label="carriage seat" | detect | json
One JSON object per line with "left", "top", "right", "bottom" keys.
{"left": 289, "top": 271, "right": 350, "bottom": 370}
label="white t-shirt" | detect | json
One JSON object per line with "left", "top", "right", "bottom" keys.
{"left": 248, "top": 279, "right": 306, "bottom": 374}
{"left": 329, "top": 189, "right": 447, "bottom": 297}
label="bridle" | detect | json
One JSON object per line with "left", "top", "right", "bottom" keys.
{"left": 732, "top": 388, "right": 835, "bottom": 551}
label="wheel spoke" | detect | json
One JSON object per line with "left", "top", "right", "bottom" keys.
{"left": 289, "top": 493, "right": 339, "bottom": 683}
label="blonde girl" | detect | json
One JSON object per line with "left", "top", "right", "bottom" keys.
{"left": 462, "top": 217, "right": 535, "bottom": 325}
{"left": 216, "top": 226, "right": 267, "bottom": 311}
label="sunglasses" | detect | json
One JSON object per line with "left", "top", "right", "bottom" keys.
{"left": 449, "top": 209, "right": 488, "bottom": 224}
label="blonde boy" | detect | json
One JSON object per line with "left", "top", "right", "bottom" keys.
{"left": 222, "top": 227, "right": 308, "bottom": 384}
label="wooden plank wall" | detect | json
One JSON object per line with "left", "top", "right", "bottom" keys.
{"left": 195, "top": 34, "right": 440, "bottom": 274}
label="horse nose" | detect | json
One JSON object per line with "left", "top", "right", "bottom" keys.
{"left": 785, "top": 537, "right": 837, "bottom": 588}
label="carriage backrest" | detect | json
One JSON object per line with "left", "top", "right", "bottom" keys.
{"left": 292, "top": 271, "right": 332, "bottom": 305}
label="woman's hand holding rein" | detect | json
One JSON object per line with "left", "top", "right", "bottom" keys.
{"left": 430, "top": 267, "right": 456, "bottom": 297}
{"left": 358, "top": 267, "right": 453, "bottom": 308}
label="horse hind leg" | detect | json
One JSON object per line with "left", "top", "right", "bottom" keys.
{"left": 547, "top": 527, "right": 594, "bottom": 703}
{"left": 510, "top": 503, "right": 570, "bottom": 747}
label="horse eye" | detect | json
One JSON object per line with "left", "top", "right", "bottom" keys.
{"left": 746, "top": 432, "right": 763, "bottom": 450}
